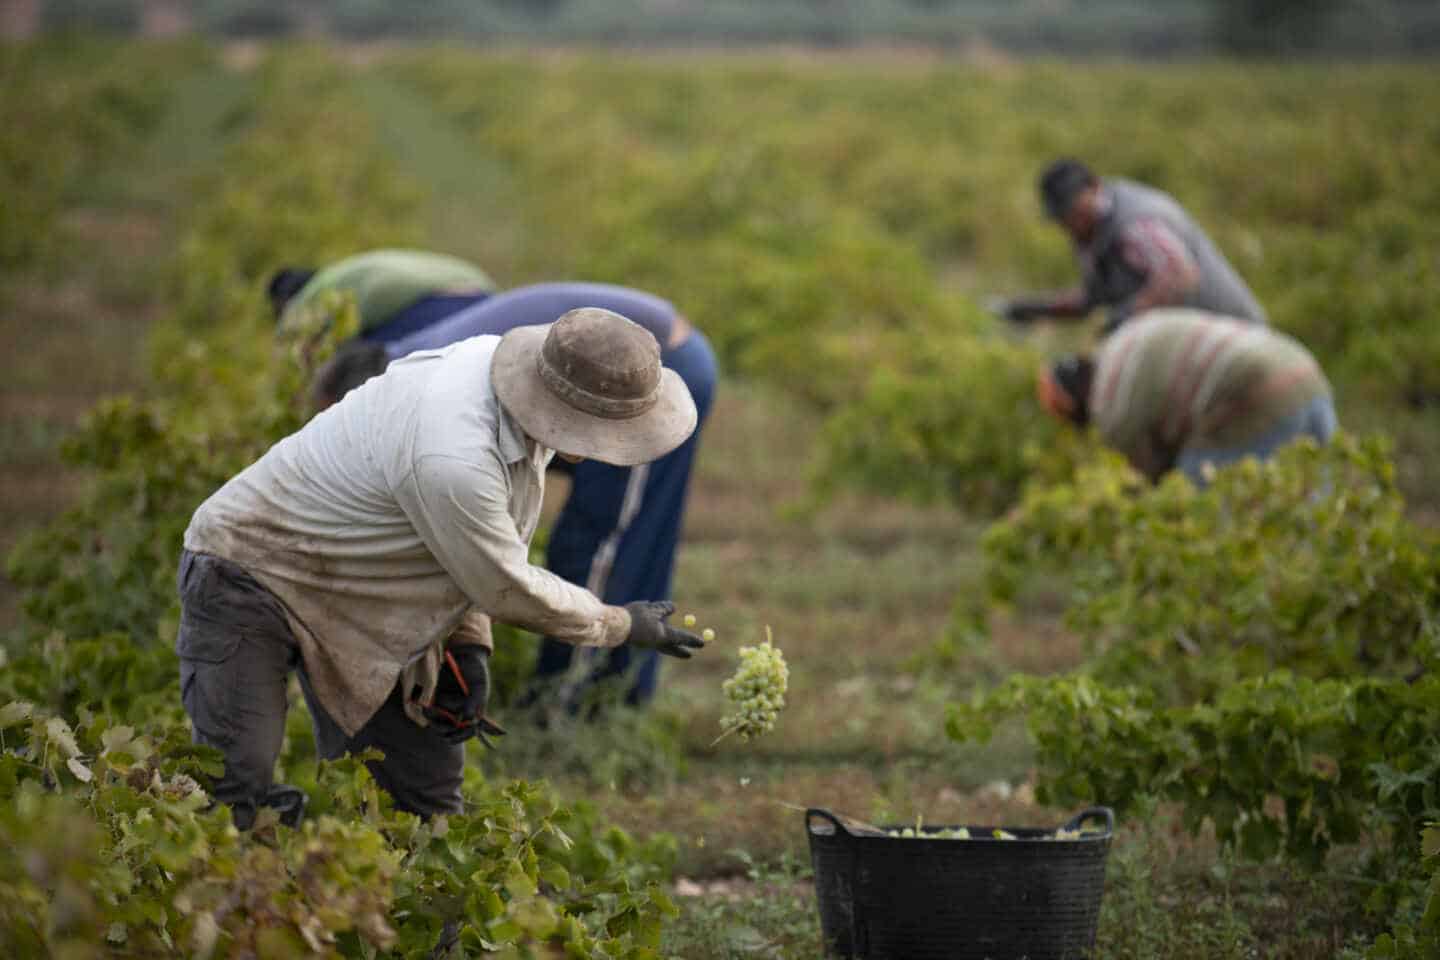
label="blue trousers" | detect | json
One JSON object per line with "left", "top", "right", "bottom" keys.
{"left": 1177, "top": 393, "right": 1339, "bottom": 487}
{"left": 533, "top": 330, "right": 719, "bottom": 706}
{"left": 361, "top": 293, "right": 492, "bottom": 345}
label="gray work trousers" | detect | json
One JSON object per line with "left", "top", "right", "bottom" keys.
{"left": 175, "top": 549, "right": 464, "bottom": 826}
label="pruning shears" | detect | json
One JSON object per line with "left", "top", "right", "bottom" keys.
{"left": 421, "top": 649, "right": 508, "bottom": 748}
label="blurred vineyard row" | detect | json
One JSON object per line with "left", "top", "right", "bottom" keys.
{"left": 387, "top": 51, "right": 1440, "bottom": 513}
{"left": 0, "top": 37, "right": 208, "bottom": 268}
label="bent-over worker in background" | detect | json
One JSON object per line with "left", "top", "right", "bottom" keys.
{"left": 1037, "top": 308, "right": 1336, "bottom": 486}
{"left": 998, "top": 159, "right": 1268, "bottom": 336}
{"left": 269, "top": 247, "right": 497, "bottom": 344}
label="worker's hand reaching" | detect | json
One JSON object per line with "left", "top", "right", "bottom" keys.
{"left": 624, "top": 601, "right": 706, "bottom": 659}
{"left": 987, "top": 296, "right": 1043, "bottom": 325}
{"left": 424, "top": 645, "right": 506, "bottom": 746}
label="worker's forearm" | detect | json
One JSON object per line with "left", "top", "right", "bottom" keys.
{"left": 476, "top": 556, "right": 632, "bottom": 649}
{"left": 1127, "top": 282, "right": 1172, "bottom": 316}
{"left": 1118, "top": 220, "right": 1200, "bottom": 316}
{"left": 407, "top": 454, "right": 631, "bottom": 650}
{"left": 1011, "top": 289, "right": 1092, "bottom": 320}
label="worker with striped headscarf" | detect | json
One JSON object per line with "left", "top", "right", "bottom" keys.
{"left": 1037, "top": 309, "right": 1336, "bottom": 485}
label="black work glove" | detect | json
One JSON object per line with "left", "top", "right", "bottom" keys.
{"left": 1002, "top": 299, "right": 1046, "bottom": 325}
{"left": 424, "top": 646, "right": 507, "bottom": 746}
{"left": 984, "top": 296, "right": 1039, "bottom": 326}
{"left": 624, "top": 601, "right": 705, "bottom": 659}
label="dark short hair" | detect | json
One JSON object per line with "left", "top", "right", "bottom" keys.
{"left": 311, "top": 339, "right": 390, "bottom": 409}
{"left": 1038, "top": 159, "right": 1098, "bottom": 221}
{"left": 267, "top": 267, "right": 317, "bottom": 321}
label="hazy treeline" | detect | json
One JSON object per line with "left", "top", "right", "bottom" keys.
{"left": 10, "top": 0, "right": 1440, "bottom": 55}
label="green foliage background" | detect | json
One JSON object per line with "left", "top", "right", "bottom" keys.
{"left": 0, "top": 38, "right": 206, "bottom": 269}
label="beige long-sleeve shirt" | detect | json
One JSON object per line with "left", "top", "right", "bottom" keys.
{"left": 184, "top": 334, "right": 632, "bottom": 734}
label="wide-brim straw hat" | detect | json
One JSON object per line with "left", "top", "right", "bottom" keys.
{"left": 492, "top": 307, "right": 698, "bottom": 466}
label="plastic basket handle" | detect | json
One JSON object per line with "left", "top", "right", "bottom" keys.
{"left": 806, "top": 808, "right": 852, "bottom": 839}
{"left": 1062, "top": 806, "right": 1116, "bottom": 837}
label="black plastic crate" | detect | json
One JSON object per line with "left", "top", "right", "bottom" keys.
{"left": 806, "top": 806, "right": 1114, "bottom": 960}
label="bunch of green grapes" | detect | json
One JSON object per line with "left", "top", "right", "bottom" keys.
{"left": 885, "top": 826, "right": 1084, "bottom": 841}
{"left": 718, "top": 627, "right": 788, "bottom": 743}
{"left": 887, "top": 827, "right": 972, "bottom": 839}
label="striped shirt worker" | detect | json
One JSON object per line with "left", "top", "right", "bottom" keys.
{"left": 1042, "top": 309, "right": 1337, "bottom": 485}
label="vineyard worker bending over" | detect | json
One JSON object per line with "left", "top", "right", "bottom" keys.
{"left": 998, "top": 159, "right": 1268, "bottom": 336}
{"left": 1037, "top": 308, "right": 1336, "bottom": 486}
{"left": 313, "top": 283, "right": 719, "bottom": 711}
{"left": 176, "top": 308, "right": 705, "bottom": 828}
{"left": 268, "top": 248, "right": 496, "bottom": 344}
